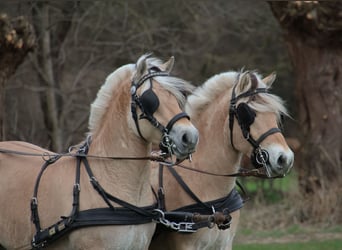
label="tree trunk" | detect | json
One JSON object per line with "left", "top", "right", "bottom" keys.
{"left": 31, "top": 2, "right": 77, "bottom": 152}
{"left": 32, "top": 3, "right": 63, "bottom": 152}
{"left": 269, "top": 1, "right": 342, "bottom": 223}
{"left": 289, "top": 38, "right": 342, "bottom": 223}
{"left": 0, "top": 14, "right": 35, "bottom": 140}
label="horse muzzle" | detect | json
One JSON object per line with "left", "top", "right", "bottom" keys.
{"left": 252, "top": 145, "right": 294, "bottom": 177}
{"left": 162, "top": 124, "right": 199, "bottom": 161}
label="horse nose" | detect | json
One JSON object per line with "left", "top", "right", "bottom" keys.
{"left": 168, "top": 125, "right": 199, "bottom": 160}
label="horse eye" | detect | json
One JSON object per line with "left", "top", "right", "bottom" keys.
{"left": 140, "top": 89, "right": 160, "bottom": 115}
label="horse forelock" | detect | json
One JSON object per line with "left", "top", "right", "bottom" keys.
{"left": 240, "top": 71, "right": 289, "bottom": 123}
{"left": 154, "top": 75, "right": 194, "bottom": 108}
{"left": 186, "top": 70, "right": 288, "bottom": 123}
{"left": 88, "top": 64, "right": 135, "bottom": 131}
{"left": 136, "top": 55, "right": 194, "bottom": 108}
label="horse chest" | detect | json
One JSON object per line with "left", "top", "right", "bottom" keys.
{"left": 57, "top": 224, "right": 155, "bottom": 250}
{"left": 197, "top": 230, "right": 231, "bottom": 250}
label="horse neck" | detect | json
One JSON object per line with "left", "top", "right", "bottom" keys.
{"left": 87, "top": 91, "right": 153, "bottom": 206}
{"left": 185, "top": 95, "right": 240, "bottom": 199}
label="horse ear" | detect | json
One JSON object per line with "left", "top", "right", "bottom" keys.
{"left": 134, "top": 54, "right": 150, "bottom": 82}
{"left": 137, "top": 54, "right": 149, "bottom": 75}
{"left": 160, "top": 56, "right": 175, "bottom": 73}
{"left": 238, "top": 72, "right": 251, "bottom": 93}
{"left": 262, "top": 72, "right": 276, "bottom": 87}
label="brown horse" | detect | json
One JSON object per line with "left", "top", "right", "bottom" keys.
{"left": 0, "top": 54, "right": 199, "bottom": 249}
{"left": 150, "top": 71, "right": 294, "bottom": 250}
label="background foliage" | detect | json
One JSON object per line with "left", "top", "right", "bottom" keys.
{"left": 1, "top": 0, "right": 295, "bottom": 149}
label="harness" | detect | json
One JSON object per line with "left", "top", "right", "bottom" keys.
{"left": 29, "top": 147, "right": 228, "bottom": 248}
{"left": 153, "top": 163, "right": 243, "bottom": 235}
{"left": 30, "top": 141, "right": 161, "bottom": 248}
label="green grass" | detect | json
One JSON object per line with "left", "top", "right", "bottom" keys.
{"left": 234, "top": 239, "right": 342, "bottom": 250}
{"left": 237, "top": 170, "right": 298, "bottom": 203}
{"left": 238, "top": 227, "right": 300, "bottom": 239}
{"left": 240, "top": 170, "right": 298, "bottom": 192}
{"left": 235, "top": 225, "right": 342, "bottom": 250}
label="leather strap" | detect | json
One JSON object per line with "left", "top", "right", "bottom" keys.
{"left": 166, "top": 112, "right": 190, "bottom": 132}
{"left": 167, "top": 166, "right": 212, "bottom": 210}
{"left": 31, "top": 142, "right": 160, "bottom": 248}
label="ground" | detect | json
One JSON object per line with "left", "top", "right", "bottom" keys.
{"left": 234, "top": 200, "right": 342, "bottom": 246}
{"left": 235, "top": 227, "right": 342, "bottom": 245}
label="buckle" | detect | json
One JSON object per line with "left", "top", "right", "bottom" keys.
{"left": 178, "top": 222, "right": 196, "bottom": 233}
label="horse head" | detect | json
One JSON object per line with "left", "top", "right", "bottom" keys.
{"left": 130, "top": 54, "right": 199, "bottom": 160}
{"left": 228, "top": 71, "right": 294, "bottom": 177}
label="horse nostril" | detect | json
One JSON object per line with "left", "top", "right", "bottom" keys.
{"left": 277, "top": 154, "right": 286, "bottom": 166}
{"left": 182, "top": 133, "right": 189, "bottom": 144}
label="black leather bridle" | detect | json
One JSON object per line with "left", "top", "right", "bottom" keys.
{"left": 228, "top": 73, "right": 281, "bottom": 174}
{"left": 130, "top": 67, "right": 190, "bottom": 156}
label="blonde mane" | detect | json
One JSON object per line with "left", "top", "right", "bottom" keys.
{"left": 186, "top": 70, "right": 288, "bottom": 122}
{"left": 88, "top": 55, "right": 195, "bottom": 132}
{"left": 88, "top": 64, "right": 135, "bottom": 131}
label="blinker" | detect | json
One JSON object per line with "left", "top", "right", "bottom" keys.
{"left": 236, "top": 103, "right": 256, "bottom": 129}
{"left": 139, "top": 88, "right": 160, "bottom": 116}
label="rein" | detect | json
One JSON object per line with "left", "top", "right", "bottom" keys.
{"left": 0, "top": 148, "right": 167, "bottom": 163}
{"left": 173, "top": 162, "right": 284, "bottom": 179}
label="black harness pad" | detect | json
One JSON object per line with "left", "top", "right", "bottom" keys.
{"left": 236, "top": 103, "right": 256, "bottom": 129}
{"left": 140, "top": 88, "right": 160, "bottom": 115}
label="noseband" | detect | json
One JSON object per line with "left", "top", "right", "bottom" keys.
{"left": 130, "top": 67, "right": 189, "bottom": 156}
{"left": 228, "top": 74, "right": 281, "bottom": 170}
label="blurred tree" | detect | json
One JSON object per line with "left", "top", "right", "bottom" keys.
{"left": 2, "top": 0, "right": 294, "bottom": 153}
{"left": 31, "top": 1, "right": 79, "bottom": 152}
{"left": 269, "top": 1, "right": 342, "bottom": 223}
{"left": 0, "top": 13, "right": 35, "bottom": 140}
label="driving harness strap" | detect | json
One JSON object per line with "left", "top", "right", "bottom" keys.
{"left": 30, "top": 144, "right": 159, "bottom": 249}
{"left": 166, "top": 166, "right": 244, "bottom": 214}
{"left": 172, "top": 188, "right": 244, "bottom": 215}
{"left": 154, "top": 164, "right": 244, "bottom": 235}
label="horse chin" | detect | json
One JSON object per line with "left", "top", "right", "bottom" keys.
{"left": 265, "top": 163, "right": 292, "bottom": 178}
{"left": 172, "top": 146, "right": 195, "bottom": 161}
